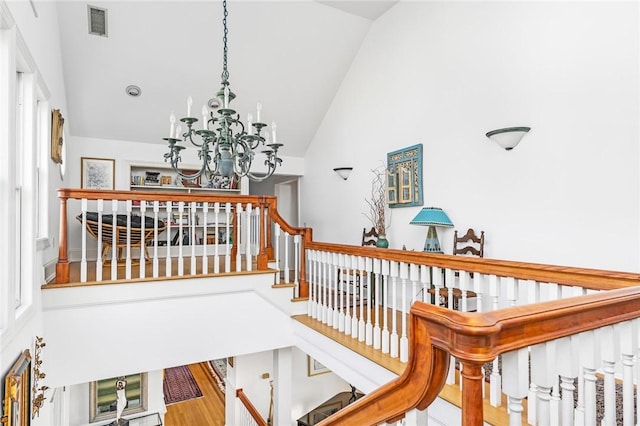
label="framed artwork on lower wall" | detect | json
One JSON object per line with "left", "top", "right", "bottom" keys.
{"left": 1, "top": 349, "right": 32, "bottom": 426}
{"left": 308, "top": 356, "right": 330, "bottom": 377}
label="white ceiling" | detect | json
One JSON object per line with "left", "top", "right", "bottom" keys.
{"left": 56, "top": 1, "right": 398, "bottom": 158}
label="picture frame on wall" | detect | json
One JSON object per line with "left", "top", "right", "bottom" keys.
{"left": 386, "top": 144, "right": 423, "bottom": 208}
{"left": 51, "top": 109, "right": 64, "bottom": 164}
{"left": 308, "top": 356, "right": 330, "bottom": 377}
{"left": 1, "top": 349, "right": 31, "bottom": 426}
{"left": 81, "top": 157, "right": 115, "bottom": 190}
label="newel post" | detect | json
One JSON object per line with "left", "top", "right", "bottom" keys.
{"left": 298, "top": 228, "right": 311, "bottom": 298}
{"left": 460, "top": 361, "right": 485, "bottom": 426}
{"left": 55, "top": 191, "right": 70, "bottom": 283}
{"left": 256, "top": 198, "right": 268, "bottom": 270}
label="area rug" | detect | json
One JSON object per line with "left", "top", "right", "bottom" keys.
{"left": 163, "top": 365, "right": 203, "bottom": 405}
{"left": 207, "top": 359, "right": 227, "bottom": 394}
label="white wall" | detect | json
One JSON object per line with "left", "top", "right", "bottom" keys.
{"left": 301, "top": 1, "right": 639, "bottom": 272}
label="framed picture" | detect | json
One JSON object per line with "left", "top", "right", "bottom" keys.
{"left": 1, "top": 349, "right": 31, "bottom": 426}
{"left": 308, "top": 356, "right": 330, "bottom": 377}
{"left": 89, "top": 373, "right": 147, "bottom": 423}
{"left": 387, "top": 144, "right": 423, "bottom": 208}
{"left": 51, "top": 109, "right": 64, "bottom": 164}
{"left": 81, "top": 157, "right": 115, "bottom": 190}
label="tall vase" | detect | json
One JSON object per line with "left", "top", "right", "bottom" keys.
{"left": 376, "top": 234, "right": 389, "bottom": 248}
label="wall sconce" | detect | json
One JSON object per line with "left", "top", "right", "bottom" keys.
{"left": 486, "top": 126, "right": 531, "bottom": 150}
{"left": 333, "top": 167, "right": 353, "bottom": 181}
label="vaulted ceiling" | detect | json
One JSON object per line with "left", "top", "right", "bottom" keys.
{"left": 56, "top": 1, "right": 397, "bottom": 158}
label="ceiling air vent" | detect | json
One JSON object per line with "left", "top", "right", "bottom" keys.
{"left": 87, "top": 5, "right": 108, "bottom": 37}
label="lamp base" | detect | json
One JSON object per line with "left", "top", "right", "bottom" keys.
{"left": 423, "top": 225, "right": 443, "bottom": 253}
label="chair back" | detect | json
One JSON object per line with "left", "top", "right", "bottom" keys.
{"left": 362, "top": 227, "right": 379, "bottom": 246}
{"left": 453, "top": 228, "right": 484, "bottom": 257}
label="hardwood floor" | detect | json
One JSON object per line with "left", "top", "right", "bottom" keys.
{"left": 164, "top": 363, "right": 226, "bottom": 426}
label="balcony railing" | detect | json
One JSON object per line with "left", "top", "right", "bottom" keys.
{"left": 55, "top": 188, "right": 640, "bottom": 425}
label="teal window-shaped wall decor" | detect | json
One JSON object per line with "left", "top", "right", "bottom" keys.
{"left": 386, "top": 144, "right": 423, "bottom": 208}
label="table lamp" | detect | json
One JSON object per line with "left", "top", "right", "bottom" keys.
{"left": 410, "top": 207, "right": 453, "bottom": 253}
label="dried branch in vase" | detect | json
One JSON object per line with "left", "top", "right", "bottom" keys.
{"left": 364, "top": 165, "right": 390, "bottom": 236}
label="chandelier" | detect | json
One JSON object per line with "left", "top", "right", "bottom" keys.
{"left": 163, "top": 0, "right": 283, "bottom": 185}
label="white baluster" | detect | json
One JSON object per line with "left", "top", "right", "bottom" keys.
{"left": 165, "top": 202, "right": 172, "bottom": 277}
{"left": 284, "top": 231, "right": 290, "bottom": 283}
{"left": 80, "top": 199, "right": 88, "bottom": 282}
{"left": 459, "top": 271, "right": 469, "bottom": 312}
{"left": 372, "top": 258, "right": 382, "bottom": 349}
{"left": 111, "top": 199, "right": 118, "bottom": 279}
{"left": 445, "top": 268, "right": 454, "bottom": 309}
{"left": 202, "top": 202, "right": 209, "bottom": 274}
{"left": 274, "top": 223, "right": 281, "bottom": 284}
{"left": 326, "top": 252, "right": 334, "bottom": 328}
{"left": 307, "top": 250, "right": 315, "bottom": 318}
{"left": 344, "top": 255, "right": 352, "bottom": 337}
{"left": 294, "top": 234, "right": 300, "bottom": 294}
{"left": 125, "top": 201, "right": 132, "bottom": 279}
{"left": 432, "top": 266, "right": 443, "bottom": 307}
{"left": 350, "top": 255, "right": 358, "bottom": 337}
{"left": 235, "top": 203, "right": 242, "bottom": 272}
{"left": 489, "top": 274, "right": 502, "bottom": 407}
{"left": 557, "top": 336, "right": 577, "bottom": 426}
{"left": 531, "top": 342, "right": 554, "bottom": 426}
{"left": 365, "top": 257, "right": 373, "bottom": 346}
{"left": 358, "top": 256, "right": 366, "bottom": 342}
{"left": 398, "top": 262, "right": 408, "bottom": 362}
{"left": 473, "top": 271, "right": 484, "bottom": 313}
{"left": 502, "top": 349, "right": 528, "bottom": 426}
{"left": 152, "top": 200, "right": 159, "bottom": 278}
{"left": 381, "top": 260, "right": 391, "bottom": 354}
{"left": 600, "top": 326, "right": 617, "bottom": 426}
{"left": 619, "top": 321, "right": 634, "bottom": 426}
{"left": 331, "top": 252, "right": 339, "bottom": 329}
{"left": 245, "top": 203, "right": 252, "bottom": 271}
{"left": 225, "top": 202, "right": 231, "bottom": 273}
{"left": 389, "top": 260, "right": 399, "bottom": 359}
{"left": 576, "top": 330, "right": 597, "bottom": 426}
{"left": 96, "top": 199, "right": 104, "bottom": 281}
{"left": 177, "top": 201, "right": 184, "bottom": 276}
{"left": 420, "top": 264, "right": 430, "bottom": 304}
{"left": 190, "top": 201, "right": 198, "bottom": 274}
{"left": 139, "top": 200, "right": 147, "bottom": 278}
{"left": 337, "top": 253, "right": 345, "bottom": 332}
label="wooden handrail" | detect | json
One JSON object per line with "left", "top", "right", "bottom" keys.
{"left": 236, "top": 388, "right": 269, "bottom": 426}
{"left": 306, "top": 241, "right": 640, "bottom": 291}
{"left": 319, "top": 286, "right": 640, "bottom": 425}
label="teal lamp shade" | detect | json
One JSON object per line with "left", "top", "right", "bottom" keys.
{"left": 410, "top": 207, "right": 453, "bottom": 253}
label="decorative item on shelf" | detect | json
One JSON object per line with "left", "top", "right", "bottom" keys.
{"left": 144, "top": 171, "right": 161, "bottom": 186}
{"left": 333, "top": 167, "right": 353, "bottom": 181}
{"left": 160, "top": 175, "right": 172, "bottom": 186}
{"left": 485, "top": 126, "right": 531, "bottom": 150}
{"left": 31, "top": 336, "right": 48, "bottom": 419}
{"left": 386, "top": 144, "right": 423, "bottom": 208}
{"left": 410, "top": 207, "right": 453, "bottom": 253}
{"left": 162, "top": 0, "right": 283, "bottom": 186}
{"left": 364, "top": 165, "right": 390, "bottom": 248}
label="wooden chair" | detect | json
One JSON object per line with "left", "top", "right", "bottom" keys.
{"left": 453, "top": 228, "right": 485, "bottom": 258}
{"left": 361, "top": 227, "right": 379, "bottom": 246}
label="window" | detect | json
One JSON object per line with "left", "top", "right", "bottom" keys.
{"left": 89, "top": 373, "right": 148, "bottom": 422}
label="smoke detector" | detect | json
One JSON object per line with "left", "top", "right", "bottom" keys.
{"left": 125, "top": 85, "right": 142, "bottom": 97}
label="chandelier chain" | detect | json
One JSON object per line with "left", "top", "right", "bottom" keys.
{"left": 221, "top": 0, "right": 229, "bottom": 83}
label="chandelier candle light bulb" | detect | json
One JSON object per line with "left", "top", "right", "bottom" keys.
{"left": 175, "top": 124, "right": 182, "bottom": 140}
{"left": 272, "top": 122, "right": 277, "bottom": 143}
{"left": 187, "top": 96, "right": 193, "bottom": 117}
{"left": 169, "top": 112, "right": 176, "bottom": 138}
{"left": 256, "top": 102, "right": 262, "bottom": 122}
{"left": 202, "top": 106, "right": 208, "bottom": 130}
{"left": 247, "top": 113, "right": 253, "bottom": 132}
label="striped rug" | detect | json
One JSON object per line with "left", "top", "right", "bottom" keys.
{"left": 163, "top": 365, "right": 203, "bottom": 405}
